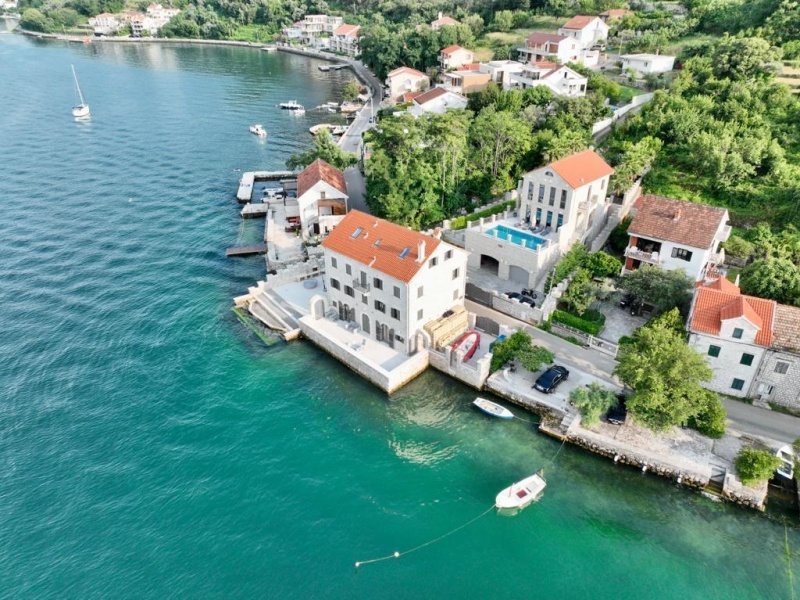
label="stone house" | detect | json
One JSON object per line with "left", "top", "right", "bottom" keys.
{"left": 439, "top": 45, "right": 474, "bottom": 71}
{"left": 296, "top": 159, "right": 348, "bottom": 238}
{"left": 88, "top": 12, "right": 120, "bottom": 35}
{"left": 321, "top": 210, "right": 468, "bottom": 355}
{"left": 384, "top": 67, "right": 430, "bottom": 101}
{"left": 623, "top": 195, "right": 731, "bottom": 282}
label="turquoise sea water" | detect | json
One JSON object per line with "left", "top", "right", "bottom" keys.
{"left": 0, "top": 30, "right": 797, "bottom": 599}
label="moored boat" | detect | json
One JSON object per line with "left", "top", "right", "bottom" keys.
{"left": 451, "top": 330, "right": 480, "bottom": 362}
{"left": 473, "top": 397, "right": 514, "bottom": 420}
{"left": 280, "top": 100, "right": 306, "bottom": 114}
{"left": 70, "top": 65, "right": 90, "bottom": 119}
{"left": 776, "top": 445, "right": 795, "bottom": 479}
{"left": 249, "top": 124, "right": 267, "bottom": 137}
{"left": 495, "top": 471, "right": 547, "bottom": 509}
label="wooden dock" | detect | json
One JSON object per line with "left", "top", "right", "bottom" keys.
{"left": 241, "top": 203, "right": 271, "bottom": 218}
{"left": 236, "top": 171, "right": 297, "bottom": 203}
{"left": 226, "top": 244, "right": 268, "bottom": 257}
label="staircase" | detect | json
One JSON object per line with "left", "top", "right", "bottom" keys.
{"left": 705, "top": 464, "right": 727, "bottom": 496}
{"left": 247, "top": 284, "right": 301, "bottom": 339}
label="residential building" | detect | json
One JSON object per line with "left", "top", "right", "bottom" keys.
{"left": 599, "top": 8, "right": 635, "bottom": 21}
{"left": 479, "top": 60, "right": 526, "bottom": 88}
{"left": 285, "top": 14, "right": 343, "bottom": 44}
{"left": 330, "top": 24, "right": 361, "bottom": 56}
{"left": 620, "top": 53, "right": 676, "bottom": 76}
{"left": 385, "top": 67, "right": 430, "bottom": 101}
{"left": 407, "top": 87, "right": 468, "bottom": 117}
{"left": 753, "top": 305, "right": 800, "bottom": 410}
{"left": 517, "top": 33, "right": 582, "bottom": 65}
{"left": 508, "top": 61, "right": 587, "bottom": 97}
{"left": 557, "top": 15, "right": 609, "bottom": 49}
{"left": 465, "top": 149, "right": 614, "bottom": 287}
{"left": 440, "top": 68, "right": 491, "bottom": 94}
{"left": 146, "top": 3, "right": 179, "bottom": 20}
{"left": 688, "top": 278, "right": 776, "bottom": 399}
{"left": 431, "top": 12, "right": 459, "bottom": 30}
{"left": 623, "top": 195, "right": 731, "bottom": 281}
{"left": 88, "top": 12, "right": 120, "bottom": 35}
{"left": 321, "top": 210, "right": 468, "bottom": 355}
{"left": 296, "top": 159, "right": 348, "bottom": 238}
{"left": 439, "top": 45, "right": 474, "bottom": 71}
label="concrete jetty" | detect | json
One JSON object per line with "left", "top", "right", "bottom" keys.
{"left": 241, "top": 203, "right": 271, "bottom": 218}
{"left": 237, "top": 171, "right": 296, "bottom": 203}
{"left": 226, "top": 244, "right": 267, "bottom": 257}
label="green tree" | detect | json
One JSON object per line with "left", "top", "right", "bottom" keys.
{"left": 286, "top": 130, "right": 357, "bottom": 171}
{"left": 584, "top": 251, "right": 622, "bottom": 278}
{"left": 609, "top": 136, "right": 663, "bottom": 194}
{"left": 561, "top": 268, "right": 596, "bottom": 316}
{"left": 619, "top": 265, "right": 694, "bottom": 315}
{"left": 492, "top": 9, "right": 513, "bottom": 32}
{"left": 712, "top": 35, "right": 782, "bottom": 81}
{"left": 19, "top": 7, "right": 49, "bottom": 31}
{"left": 570, "top": 383, "right": 620, "bottom": 427}
{"left": 614, "top": 319, "right": 713, "bottom": 432}
{"left": 470, "top": 107, "right": 532, "bottom": 193}
{"left": 517, "top": 344, "right": 555, "bottom": 373}
{"left": 608, "top": 216, "right": 632, "bottom": 253}
{"left": 342, "top": 78, "right": 361, "bottom": 102}
{"left": 735, "top": 447, "right": 783, "bottom": 485}
{"left": 739, "top": 257, "right": 800, "bottom": 306}
{"left": 489, "top": 330, "right": 553, "bottom": 372}
{"left": 723, "top": 235, "right": 755, "bottom": 261}
{"left": 687, "top": 389, "right": 727, "bottom": 438}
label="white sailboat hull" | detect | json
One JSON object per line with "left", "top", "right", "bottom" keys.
{"left": 72, "top": 104, "right": 90, "bottom": 118}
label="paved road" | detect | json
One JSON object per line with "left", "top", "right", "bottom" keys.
{"left": 466, "top": 299, "right": 800, "bottom": 445}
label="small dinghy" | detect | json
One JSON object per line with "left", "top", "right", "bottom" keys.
{"left": 451, "top": 330, "right": 480, "bottom": 362}
{"left": 473, "top": 397, "right": 513, "bottom": 420}
{"left": 495, "top": 470, "right": 546, "bottom": 510}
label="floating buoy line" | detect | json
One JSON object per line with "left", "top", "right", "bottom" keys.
{"left": 355, "top": 438, "right": 568, "bottom": 569}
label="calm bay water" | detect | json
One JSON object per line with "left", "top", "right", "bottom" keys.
{"left": 0, "top": 29, "right": 797, "bottom": 599}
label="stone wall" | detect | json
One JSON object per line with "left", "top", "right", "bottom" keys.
{"left": 265, "top": 257, "right": 325, "bottom": 288}
{"left": 428, "top": 346, "right": 491, "bottom": 389}
{"left": 490, "top": 292, "right": 541, "bottom": 324}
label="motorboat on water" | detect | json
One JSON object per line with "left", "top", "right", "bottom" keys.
{"left": 249, "top": 124, "right": 267, "bottom": 137}
{"left": 451, "top": 330, "right": 480, "bottom": 362}
{"left": 495, "top": 471, "right": 547, "bottom": 509}
{"left": 280, "top": 100, "right": 306, "bottom": 114}
{"left": 70, "top": 65, "right": 90, "bottom": 119}
{"left": 473, "top": 397, "right": 514, "bottom": 420}
{"left": 776, "top": 445, "right": 795, "bottom": 479}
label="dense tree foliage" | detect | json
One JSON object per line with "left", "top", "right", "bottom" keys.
{"left": 570, "top": 383, "right": 619, "bottom": 427}
{"left": 286, "top": 130, "right": 357, "bottom": 171}
{"left": 619, "top": 265, "right": 694, "bottom": 316}
{"left": 615, "top": 317, "right": 721, "bottom": 433}
{"left": 738, "top": 223, "right": 800, "bottom": 305}
{"left": 489, "top": 330, "right": 554, "bottom": 373}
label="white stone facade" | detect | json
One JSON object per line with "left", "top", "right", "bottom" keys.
{"left": 384, "top": 68, "right": 430, "bottom": 100}
{"left": 688, "top": 331, "right": 767, "bottom": 398}
{"left": 558, "top": 17, "right": 608, "bottom": 49}
{"left": 752, "top": 350, "right": 800, "bottom": 410}
{"left": 621, "top": 54, "right": 676, "bottom": 76}
{"left": 509, "top": 64, "right": 588, "bottom": 97}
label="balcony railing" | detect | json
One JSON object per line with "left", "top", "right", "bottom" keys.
{"left": 710, "top": 248, "right": 725, "bottom": 265}
{"left": 718, "top": 224, "right": 732, "bottom": 243}
{"left": 624, "top": 247, "right": 662, "bottom": 264}
{"left": 353, "top": 279, "right": 371, "bottom": 294}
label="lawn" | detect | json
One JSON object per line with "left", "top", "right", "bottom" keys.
{"left": 230, "top": 24, "right": 275, "bottom": 42}
{"left": 617, "top": 84, "right": 643, "bottom": 104}
{"left": 663, "top": 34, "right": 716, "bottom": 57}
{"left": 472, "top": 46, "right": 495, "bottom": 62}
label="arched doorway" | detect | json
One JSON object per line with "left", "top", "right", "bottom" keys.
{"left": 508, "top": 265, "right": 530, "bottom": 285}
{"left": 480, "top": 254, "right": 499, "bottom": 276}
{"left": 362, "top": 313, "right": 370, "bottom": 334}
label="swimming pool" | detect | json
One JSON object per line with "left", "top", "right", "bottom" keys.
{"left": 485, "top": 225, "right": 546, "bottom": 250}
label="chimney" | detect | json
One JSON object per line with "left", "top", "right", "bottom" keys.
{"left": 673, "top": 209, "right": 681, "bottom": 222}
{"left": 417, "top": 240, "right": 426, "bottom": 263}
{"left": 369, "top": 256, "right": 377, "bottom": 268}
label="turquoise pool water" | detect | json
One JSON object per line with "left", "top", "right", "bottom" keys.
{"left": 486, "top": 224, "right": 546, "bottom": 250}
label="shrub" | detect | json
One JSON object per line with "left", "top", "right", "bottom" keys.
{"left": 450, "top": 201, "right": 515, "bottom": 230}
{"left": 551, "top": 310, "right": 601, "bottom": 335}
{"left": 517, "top": 344, "right": 555, "bottom": 373}
{"left": 617, "top": 335, "right": 635, "bottom": 346}
{"left": 735, "top": 447, "right": 782, "bottom": 486}
{"left": 570, "top": 383, "right": 619, "bottom": 427}
{"left": 545, "top": 242, "right": 588, "bottom": 291}
{"left": 608, "top": 216, "right": 632, "bottom": 253}
{"left": 687, "top": 390, "right": 726, "bottom": 438}
{"left": 723, "top": 235, "right": 754, "bottom": 261}
{"left": 584, "top": 251, "right": 623, "bottom": 278}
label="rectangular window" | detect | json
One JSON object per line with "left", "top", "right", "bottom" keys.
{"left": 707, "top": 345, "right": 721, "bottom": 358}
{"left": 362, "top": 294, "right": 368, "bottom": 304}
{"left": 393, "top": 285, "right": 401, "bottom": 298}
{"left": 417, "top": 286, "right": 424, "bottom": 298}
{"left": 331, "top": 278, "right": 341, "bottom": 290}
{"left": 391, "top": 308, "right": 399, "bottom": 320}
{"left": 331, "top": 257, "right": 337, "bottom": 269}
{"left": 671, "top": 247, "right": 693, "bottom": 262}
{"left": 417, "top": 309, "right": 424, "bottom": 320}
{"left": 445, "top": 250, "right": 453, "bottom": 260}
{"left": 535, "top": 208, "right": 542, "bottom": 224}
{"left": 560, "top": 190, "right": 567, "bottom": 209}
{"left": 537, "top": 185, "right": 545, "bottom": 202}
{"left": 556, "top": 214, "right": 564, "bottom": 230}
{"left": 373, "top": 278, "right": 383, "bottom": 290}
{"left": 731, "top": 378, "right": 745, "bottom": 391}
{"left": 344, "top": 285, "right": 354, "bottom": 297}
{"left": 546, "top": 211, "right": 553, "bottom": 226}
{"left": 527, "top": 185, "right": 534, "bottom": 201}
{"left": 732, "top": 327, "right": 744, "bottom": 339}
{"left": 600, "top": 178, "right": 606, "bottom": 190}
{"left": 452, "top": 268, "right": 460, "bottom": 280}
{"left": 374, "top": 300, "right": 385, "bottom": 313}
{"left": 453, "top": 289, "right": 459, "bottom": 300}
{"left": 429, "top": 257, "right": 438, "bottom": 268}
{"left": 345, "top": 264, "right": 352, "bottom": 275}
{"left": 548, "top": 187, "right": 556, "bottom": 206}
{"left": 775, "top": 361, "right": 790, "bottom": 374}
{"left": 740, "top": 353, "right": 754, "bottom": 366}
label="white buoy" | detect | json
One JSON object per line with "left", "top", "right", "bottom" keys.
{"left": 393, "top": 552, "right": 400, "bottom": 558}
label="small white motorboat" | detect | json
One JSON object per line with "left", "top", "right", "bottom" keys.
{"left": 249, "top": 124, "right": 267, "bottom": 137}
{"left": 280, "top": 100, "right": 306, "bottom": 114}
{"left": 776, "top": 445, "right": 795, "bottom": 479}
{"left": 473, "top": 397, "right": 514, "bottom": 420}
{"left": 495, "top": 471, "right": 546, "bottom": 510}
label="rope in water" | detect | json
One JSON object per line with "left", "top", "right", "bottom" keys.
{"left": 513, "top": 414, "right": 541, "bottom": 424}
{"left": 354, "top": 504, "right": 496, "bottom": 569}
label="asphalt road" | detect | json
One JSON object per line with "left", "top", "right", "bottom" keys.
{"left": 466, "top": 300, "right": 800, "bottom": 445}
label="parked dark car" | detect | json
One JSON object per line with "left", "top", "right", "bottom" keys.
{"left": 619, "top": 293, "right": 635, "bottom": 309}
{"left": 533, "top": 365, "right": 570, "bottom": 393}
{"left": 520, "top": 295, "right": 536, "bottom": 307}
{"left": 505, "top": 292, "right": 523, "bottom": 300}
{"left": 606, "top": 395, "right": 628, "bottom": 425}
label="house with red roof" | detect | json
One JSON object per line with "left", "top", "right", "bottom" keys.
{"left": 431, "top": 12, "right": 459, "bottom": 30}
{"left": 296, "top": 159, "right": 348, "bottom": 238}
{"left": 517, "top": 32, "right": 582, "bottom": 65}
{"left": 384, "top": 67, "right": 430, "bottom": 101}
{"left": 439, "top": 45, "right": 474, "bottom": 71}
{"left": 407, "top": 87, "right": 468, "bottom": 117}
{"left": 558, "top": 15, "right": 609, "bottom": 49}
{"left": 623, "top": 195, "right": 731, "bottom": 281}
{"left": 692, "top": 287, "right": 800, "bottom": 411}
{"left": 320, "top": 210, "right": 468, "bottom": 355}
{"left": 330, "top": 23, "right": 361, "bottom": 57}
{"left": 508, "top": 61, "right": 587, "bottom": 97}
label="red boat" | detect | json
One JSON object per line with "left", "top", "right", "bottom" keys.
{"left": 451, "top": 330, "right": 481, "bottom": 362}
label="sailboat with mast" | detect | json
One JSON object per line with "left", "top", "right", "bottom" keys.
{"left": 71, "top": 65, "right": 90, "bottom": 119}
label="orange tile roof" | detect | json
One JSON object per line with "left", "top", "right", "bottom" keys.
{"left": 386, "top": 66, "right": 426, "bottom": 79}
{"left": 562, "top": 15, "right": 601, "bottom": 29}
{"left": 413, "top": 87, "right": 448, "bottom": 104}
{"left": 530, "top": 60, "right": 560, "bottom": 72}
{"left": 333, "top": 23, "right": 360, "bottom": 37}
{"left": 548, "top": 148, "right": 614, "bottom": 189}
{"left": 441, "top": 44, "right": 469, "bottom": 55}
{"left": 773, "top": 305, "right": 800, "bottom": 351}
{"left": 321, "top": 210, "right": 442, "bottom": 283}
{"left": 696, "top": 276, "right": 740, "bottom": 295}
{"left": 527, "top": 32, "right": 569, "bottom": 46}
{"left": 689, "top": 286, "right": 776, "bottom": 347}
{"left": 297, "top": 159, "right": 347, "bottom": 198}
{"left": 628, "top": 195, "right": 728, "bottom": 250}
{"left": 400, "top": 91, "right": 423, "bottom": 102}
{"left": 431, "top": 15, "right": 458, "bottom": 27}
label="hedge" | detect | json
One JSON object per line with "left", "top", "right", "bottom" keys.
{"left": 450, "top": 200, "right": 516, "bottom": 230}
{"left": 551, "top": 310, "right": 602, "bottom": 336}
